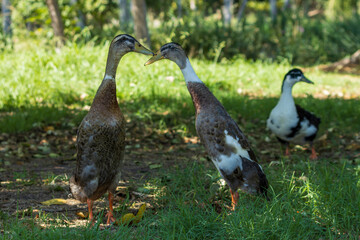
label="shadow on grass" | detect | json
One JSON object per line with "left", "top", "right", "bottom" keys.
{"left": 0, "top": 90, "right": 359, "bottom": 134}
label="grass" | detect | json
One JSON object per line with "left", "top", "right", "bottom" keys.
{"left": 0, "top": 41, "right": 359, "bottom": 133}
{"left": 1, "top": 160, "right": 359, "bottom": 239}
{"left": 0, "top": 42, "right": 359, "bottom": 239}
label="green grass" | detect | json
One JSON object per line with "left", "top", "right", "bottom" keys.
{"left": 0, "top": 42, "right": 359, "bottom": 133}
{"left": 2, "top": 160, "right": 359, "bottom": 239}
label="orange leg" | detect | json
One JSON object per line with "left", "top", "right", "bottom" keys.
{"left": 87, "top": 199, "right": 95, "bottom": 225}
{"left": 230, "top": 189, "right": 239, "bottom": 211}
{"left": 285, "top": 145, "right": 290, "bottom": 157}
{"left": 105, "top": 192, "right": 115, "bottom": 224}
{"left": 310, "top": 146, "right": 318, "bottom": 160}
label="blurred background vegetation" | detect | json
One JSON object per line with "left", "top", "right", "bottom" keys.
{"left": 1, "top": 0, "right": 359, "bottom": 66}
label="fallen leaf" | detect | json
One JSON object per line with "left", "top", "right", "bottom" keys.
{"left": 38, "top": 146, "right": 51, "bottom": 154}
{"left": 44, "top": 126, "right": 54, "bottom": 132}
{"left": 116, "top": 204, "right": 146, "bottom": 225}
{"left": 133, "top": 204, "right": 146, "bottom": 223}
{"left": 317, "top": 133, "right": 327, "bottom": 142}
{"left": 119, "top": 213, "right": 136, "bottom": 224}
{"left": 41, "top": 198, "right": 67, "bottom": 206}
{"left": 76, "top": 211, "right": 88, "bottom": 219}
{"left": 136, "top": 187, "right": 151, "bottom": 194}
{"left": 346, "top": 143, "right": 360, "bottom": 150}
{"left": 49, "top": 153, "right": 60, "bottom": 158}
{"left": 149, "top": 164, "right": 162, "bottom": 169}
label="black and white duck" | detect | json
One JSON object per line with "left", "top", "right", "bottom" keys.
{"left": 267, "top": 68, "right": 321, "bottom": 160}
{"left": 70, "top": 34, "right": 153, "bottom": 224}
{"left": 145, "top": 43, "right": 269, "bottom": 209}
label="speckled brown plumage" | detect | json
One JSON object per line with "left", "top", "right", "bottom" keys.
{"left": 188, "top": 82, "right": 256, "bottom": 160}
{"left": 69, "top": 34, "right": 153, "bottom": 223}
{"left": 188, "top": 82, "right": 268, "bottom": 197}
{"left": 70, "top": 79, "right": 125, "bottom": 202}
{"left": 146, "top": 42, "right": 269, "bottom": 208}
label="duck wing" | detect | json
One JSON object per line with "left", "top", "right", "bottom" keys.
{"left": 295, "top": 104, "right": 321, "bottom": 128}
{"left": 196, "top": 112, "right": 257, "bottom": 164}
{"left": 72, "top": 113, "right": 125, "bottom": 201}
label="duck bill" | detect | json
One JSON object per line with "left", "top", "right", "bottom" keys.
{"left": 301, "top": 76, "right": 314, "bottom": 84}
{"left": 144, "top": 51, "right": 164, "bottom": 66}
{"left": 134, "top": 43, "right": 154, "bottom": 55}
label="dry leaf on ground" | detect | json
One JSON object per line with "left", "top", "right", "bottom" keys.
{"left": 41, "top": 198, "right": 67, "bottom": 206}
{"left": 116, "top": 204, "right": 146, "bottom": 225}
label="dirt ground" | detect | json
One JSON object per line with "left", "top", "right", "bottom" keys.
{"left": 0, "top": 121, "right": 358, "bottom": 228}
{"left": 0, "top": 122, "right": 212, "bottom": 227}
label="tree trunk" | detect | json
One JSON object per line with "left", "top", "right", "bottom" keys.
{"left": 119, "top": 0, "right": 132, "bottom": 31}
{"left": 190, "top": 0, "right": 196, "bottom": 11}
{"left": 222, "top": 0, "right": 233, "bottom": 26}
{"left": 325, "top": 0, "right": 336, "bottom": 18}
{"left": 352, "top": 0, "right": 358, "bottom": 15}
{"left": 282, "top": 0, "right": 290, "bottom": 10}
{"left": 320, "top": 50, "right": 360, "bottom": 73}
{"left": 270, "top": 0, "right": 277, "bottom": 22}
{"left": 177, "top": 0, "right": 182, "bottom": 18}
{"left": 131, "top": 0, "right": 150, "bottom": 46}
{"left": 303, "top": 0, "right": 309, "bottom": 17}
{"left": 236, "top": 0, "right": 248, "bottom": 22}
{"left": 70, "top": 0, "right": 86, "bottom": 30}
{"left": 2, "top": 0, "right": 12, "bottom": 36}
{"left": 46, "top": 0, "right": 65, "bottom": 46}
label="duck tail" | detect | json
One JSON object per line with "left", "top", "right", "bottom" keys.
{"left": 69, "top": 176, "right": 88, "bottom": 202}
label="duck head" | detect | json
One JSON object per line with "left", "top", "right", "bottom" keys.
{"left": 281, "top": 68, "right": 313, "bottom": 92}
{"left": 109, "top": 34, "right": 153, "bottom": 56}
{"left": 105, "top": 34, "right": 153, "bottom": 79}
{"left": 145, "top": 42, "right": 188, "bottom": 69}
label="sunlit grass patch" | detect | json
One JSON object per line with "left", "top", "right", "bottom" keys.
{"left": 0, "top": 43, "right": 359, "bottom": 133}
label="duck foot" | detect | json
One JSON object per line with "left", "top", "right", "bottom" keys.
{"left": 284, "top": 146, "right": 291, "bottom": 157}
{"left": 230, "top": 189, "right": 239, "bottom": 211}
{"left": 310, "top": 146, "right": 318, "bottom": 160}
{"left": 105, "top": 211, "right": 115, "bottom": 224}
{"left": 106, "top": 192, "right": 115, "bottom": 224}
{"left": 87, "top": 199, "right": 95, "bottom": 226}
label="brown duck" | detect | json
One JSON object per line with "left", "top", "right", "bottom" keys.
{"left": 145, "top": 43, "right": 269, "bottom": 209}
{"left": 70, "top": 34, "right": 153, "bottom": 224}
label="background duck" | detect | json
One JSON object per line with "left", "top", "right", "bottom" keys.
{"left": 145, "top": 43, "right": 269, "bottom": 209}
{"left": 267, "top": 68, "right": 321, "bottom": 160}
{"left": 69, "top": 34, "right": 153, "bottom": 224}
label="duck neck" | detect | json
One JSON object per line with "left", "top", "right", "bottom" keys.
{"left": 181, "top": 59, "right": 203, "bottom": 84}
{"left": 181, "top": 59, "right": 221, "bottom": 115}
{"left": 92, "top": 50, "right": 125, "bottom": 109}
{"left": 278, "top": 81, "right": 295, "bottom": 108}
{"left": 105, "top": 45, "right": 125, "bottom": 80}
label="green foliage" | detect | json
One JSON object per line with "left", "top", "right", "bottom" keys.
{"left": 150, "top": 11, "right": 360, "bottom": 65}
{"left": 4, "top": 0, "right": 360, "bottom": 65}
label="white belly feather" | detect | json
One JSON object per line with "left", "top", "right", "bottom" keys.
{"left": 267, "top": 106, "right": 317, "bottom": 144}
{"left": 213, "top": 130, "right": 256, "bottom": 176}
